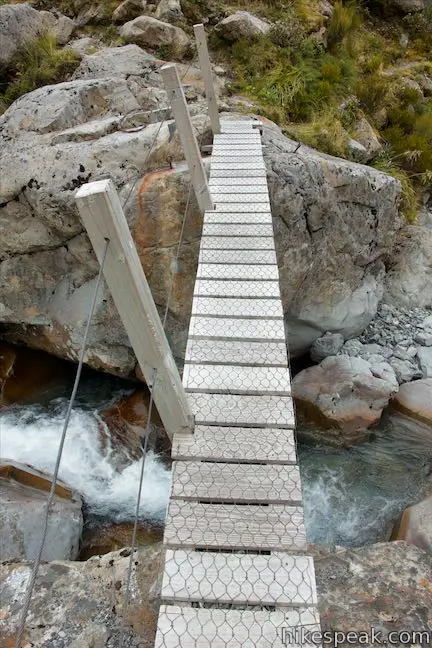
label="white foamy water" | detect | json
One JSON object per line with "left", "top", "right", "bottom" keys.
{"left": 0, "top": 401, "right": 171, "bottom": 522}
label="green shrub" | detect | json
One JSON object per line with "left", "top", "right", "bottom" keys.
{"left": 327, "top": 1, "right": 362, "bottom": 54}
{"left": 269, "top": 18, "right": 306, "bottom": 49}
{"left": 0, "top": 33, "right": 80, "bottom": 107}
{"left": 286, "top": 109, "right": 350, "bottom": 158}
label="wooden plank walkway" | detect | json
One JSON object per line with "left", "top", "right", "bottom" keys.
{"left": 154, "top": 119, "right": 320, "bottom": 647}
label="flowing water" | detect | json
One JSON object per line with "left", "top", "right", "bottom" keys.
{"left": 1, "top": 371, "right": 431, "bottom": 547}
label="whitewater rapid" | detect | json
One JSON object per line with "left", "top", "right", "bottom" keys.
{"left": 0, "top": 400, "right": 171, "bottom": 522}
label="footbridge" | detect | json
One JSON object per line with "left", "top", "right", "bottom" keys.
{"left": 76, "top": 24, "right": 320, "bottom": 648}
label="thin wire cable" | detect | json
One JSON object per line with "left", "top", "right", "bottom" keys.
{"left": 120, "top": 367, "right": 157, "bottom": 648}
{"left": 15, "top": 238, "right": 110, "bottom": 648}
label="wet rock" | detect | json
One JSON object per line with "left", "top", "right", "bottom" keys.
{"left": 0, "top": 461, "right": 83, "bottom": 561}
{"left": 292, "top": 355, "right": 398, "bottom": 446}
{"left": 310, "top": 332, "right": 344, "bottom": 362}
{"left": 264, "top": 124, "right": 401, "bottom": 356}
{"left": 316, "top": 542, "right": 432, "bottom": 646}
{"left": 0, "top": 545, "right": 163, "bottom": 647}
{"left": 216, "top": 11, "right": 271, "bottom": 42}
{"left": 392, "top": 495, "right": 432, "bottom": 553}
{"left": 417, "top": 347, "right": 432, "bottom": 378}
{"left": 120, "top": 15, "right": 190, "bottom": 51}
{"left": 393, "top": 378, "right": 432, "bottom": 426}
{"left": 113, "top": 0, "right": 147, "bottom": 23}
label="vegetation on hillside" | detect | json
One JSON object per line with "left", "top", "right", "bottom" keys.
{"left": 211, "top": 0, "right": 432, "bottom": 220}
{"left": 0, "top": 33, "right": 80, "bottom": 108}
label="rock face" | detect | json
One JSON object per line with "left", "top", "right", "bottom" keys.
{"left": 0, "top": 545, "right": 163, "bottom": 647}
{"left": 292, "top": 355, "right": 398, "bottom": 445}
{"left": 384, "top": 209, "right": 432, "bottom": 310}
{"left": 216, "top": 11, "right": 271, "bottom": 42}
{"left": 0, "top": 47, "right": 206, "bottom": 378}
{"left": 316, "top": 542, "right": 432, "bottom": 645}
{"left": 0, "top": 3, "right": 74, "bottom": 71}
{"left": 392, "top": 495, "right": 432, "bottom": 554}
{"left": 120, "top": 15, "right": 190, "bottom": 51}
{"left": 0, "top": 461, "right": 83, "bottom": 562}
{"left": 393, "top": 378, "right": 432, "bottom": 426}
{"left": 264, "top": 125, "right": 402, "bottom": 355}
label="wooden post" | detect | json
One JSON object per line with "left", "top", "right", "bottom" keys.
{"left": 75, "top": 179, "right": 194, "bottom": 440}
{"left": 193, "top": 23, "right": 221, "bottom": 135}
{"left": 160, "top": 63, "right": 213, "bottom": 212}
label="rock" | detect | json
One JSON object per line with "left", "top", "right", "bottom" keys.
{"left": 0, "top": 545, "right": 162, "bottom": 647}
{"left": 0, "top": 461, "right": 82, "bottom": 561}
{"left": 0, "top": 343, "right": 73, "bottom": 405}
{"left": 0, "top": 3, "right": 74, "bottom": 71}
{"left": 99, "top": 388, "right": 170, "bottom": 469}
{"left": 384, "top": 209, "right": 432, "bottom": 309}
{"left": 389, "top": 357, "right": 422, "bottom": 384}
{"left": 348, "top": 137, "right": 370, "bottom": 164}
{"left": 417, "top": 73, "right": 432, "bottom": 97}
{"left": 113, "top": 0, "right": 147, "bottom": 23}
{"left": 393, "top": 378, "right": 432, "bottom": 426}
{"left": 0, "top": 61, "right": 205, "bottom": 377}
{"left": 264, "top": 125, "right": 401, "bottom": 356}
{"left": 155, "top": 0, "right": 184, "bottom": 22}
{"left": 392, "top": 495, "right": 432, "bottom": 553}
{"left": 292, "top": 355, "right": 398, "bottom": 446}
{"left": 216, "top": 11, "right": 271, "bottom": 42}
{"left": 391, "top": 0, "right": 425, "bottom": 13}
{"left": 72, "top": 43, "right": 159, "bottom": 81}
{"left": 416, "top": 330, "right": 432, "bottom": 346}
{"left": 417, "top": 347, "right": 432, "bottom": 378}
{"left": 120, "top": 15, "right": 190, "bottom": 52}
{"left": 353, "top": 116, "right": 382, "bottom": 162}
{"left": 340, "top": 338, "right": 364, "bottom": 357}
{"left": 316, "top": 542, "right": 432, "bottom": 644}
{"left": 79, "top": 521, "right": 163, "bottom": 560}
{"left": 310, "top": 331, "right": 344, "bottom": 362}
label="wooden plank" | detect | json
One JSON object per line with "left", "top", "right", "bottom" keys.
{"left": 193, "top": 24, "right": 221, "bottom": 134}
{"left": 171, "top": 461, "right": 301, "bottom": 504}
{"left": 75, "top": 180, "right": 192, "bottom": 441}
{"left": 172, "top": 425, "right": 296, "bottom": 463}
{"left": 155, "top": 606, "right": 322, "bottom": 648}
{"left": 191, "top": 296, "right": 283, "bottom": 318}
{"left": 204, "top": 212, "right": 272, "bottom": 224}
{"left": 164, "top": 501, "right": 306, "bottom": 551}
{"left": 196, "top": 264, "right": 279, "bottom": 280}
{"left": 200, "top": 236, "right": 274, "bottom": 250}
{"left": 194, "top": 278, "right": 280, "bottom": 297}
{"left": 188, "top": 315, "right": 285, "bottom": 341}
{"left": 188, "top": 392, "right": 295, "bottom": 427}
{"left": 203, "top": 223, "right": 273, "bottom": 236}
{"left": 161, "top": 549, "right": 317, "bottom": 606}
{"left": 183, "top": 364, "right": 291, "bottom": 395}
{"left": 199, "top": 249, "right": 277, "bottom": 264}
{"left": 185, "top": 338, "right": 288, "bottom": 366}
{"left": 160, "top": 64, "right": 213, "bottom": 212}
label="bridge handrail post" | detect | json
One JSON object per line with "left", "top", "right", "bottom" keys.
{"left": 160, "top": 63, "right": 214, "bottom": 212}
{"left": 193, "top": 23, "right": 221, "bottom": 135}
{"left": 76, "top": 179, "right": 194, "bottom": 441}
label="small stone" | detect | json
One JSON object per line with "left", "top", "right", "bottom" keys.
{"left": 341, "top": 339, "right": 364, "bottom": 357}
{"left": 310, "top": 332, "right": 344, "bottom": 362}
{"left": 415, "top": 331, "right": 432, "bottom": 346}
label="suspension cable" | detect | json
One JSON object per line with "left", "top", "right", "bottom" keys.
{"left": 15, "top": 238, "right": 110, "bottom": 648}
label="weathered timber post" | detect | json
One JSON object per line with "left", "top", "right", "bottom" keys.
{"left": 160, "top": 63, "right": 214, "bottom": 212}
{"left": 76, "top": 179, "right": 194, "bottom": 440}
{"left": 193, "top": 23, "right": 221, "bottom": 135}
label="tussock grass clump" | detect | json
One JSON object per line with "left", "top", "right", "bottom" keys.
{"left": 0, "top": 33, "right": 80, "bottom": 108}
{"left": 327, "top": 1, "right": 362, "bottom": 53}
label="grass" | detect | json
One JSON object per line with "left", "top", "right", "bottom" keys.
{"left": 0, "top": 33, "right": 80, "bottom": 108}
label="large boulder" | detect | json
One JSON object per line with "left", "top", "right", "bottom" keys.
{"left": 120, "top": 15, "right": 190, "bottom": 51}
{"left": 292, "top": 355, "right": 399, "bottom": 446}
{"left": 0, "top": 56, "right": 206, "bottom": 377}
{"left": 155, "top": 0, "right": 184, "bottom": 22}
{"left": 384, "top": 209, "right": 432, "bottom": 310}
{"left": 316, "top": 542, "right": 432, "bottom": 645}
{"left": 264, "top": 125, "right": 402, "bottom": 355}
{"left": 0, "top": 545, "right": 162, "bottom": 647}
{"left": 0, "top": 461, "right": 82, "bottom": 561}
{"left": 216, "top": 11, "right": 271, "bottom": 42}
{"left": 392, "top": 495, "right": 432, "bottom": 553}
{"left": 393, "top": 378, "right": 432, "bottom": 426}
{"left": 113, "top": 0, "right": 147, "bottom": 23}
{"left": 0, "top": 3, "right": 74, "bottom": 71}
